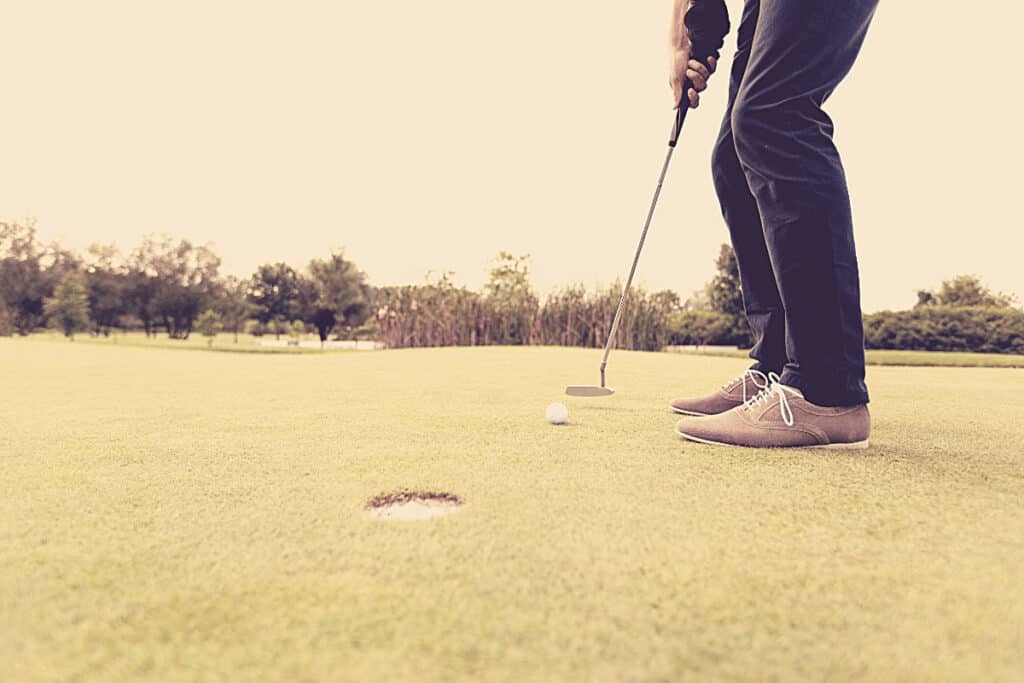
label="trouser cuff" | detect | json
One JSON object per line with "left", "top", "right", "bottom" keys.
{"left": 749, "top": 360, "right": 784, "bottom": 376}
{"left": 779, "top": 367, "right": 869, "bottom": 407}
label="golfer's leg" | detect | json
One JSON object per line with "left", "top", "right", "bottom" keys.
{"left": 731, "top": 0, "right": 877, "bottom": 407}
{"left": 709, "top": 0, "right": 785, "bottom": 374}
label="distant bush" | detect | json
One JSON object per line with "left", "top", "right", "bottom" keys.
{"left": 668, "top": 310, "right": 744, "bottom": 346}
{"left": 247, "top": 320, "right": 267, "bottom": 337}
{"left": 271, "top": 318, "right": 289, "bottom": 339}
{"left": 535, "top": 284, "right": 679, "bottom": 352}
{"left": 864, "top": 306, "right": 1024, "bottom": 354}
{"left": 344, "top": 321, "right": 378, "bottom": 341}
{"left": 196, "top": 309, "right": 223, "bottom": 347}
{"left": 373, "top": 274, "right": 487, "bottom": 348}
{"left": 373, "top": 277, "right": 682, "bottom": 351}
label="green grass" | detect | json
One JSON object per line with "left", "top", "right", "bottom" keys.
{"left": 20, "top": 332, "right": 1024, "bottom": 367}
{"left": 2, "top": 339, "right": 1022, "bottom": 681}
{"left": 26, "top": 330, "right": 353, "bottom": 354}
{"left": 669, "top": 345, "right": 1024, "bottom": 368}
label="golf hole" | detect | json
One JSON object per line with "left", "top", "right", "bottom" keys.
{"left": 366, "top": 491, "right": 463, "bottom": 521}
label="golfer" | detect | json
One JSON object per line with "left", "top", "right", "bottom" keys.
{"left": 670, "top": 0, "right": 878, "bottom": 449}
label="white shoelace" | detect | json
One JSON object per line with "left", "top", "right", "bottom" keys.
{"left": 743, "top": 372, "right": 797, "bottom": 427}
{"left": 722, "top": 369, "right": 771, "bottom": 403}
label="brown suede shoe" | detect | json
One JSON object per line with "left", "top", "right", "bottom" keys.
{"left": 675, "top": 382, "right": 870, "bottom": 450}
{"left": 670, "top": 369, "right": 770, "bottom": 416}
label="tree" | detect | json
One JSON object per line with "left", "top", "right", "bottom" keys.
{"left": 685, "top": 244, "right": 752, "bottom": 347}
{"left": 706, "top": 243, "right": 745, "bottom": 319}
{"left": 130, "top": 235, "right": 222, "bottom": 339}
{"left": 196, "top": 309, "right": 223, "bottom": 347}
{"left": 249, "top": 262, "right": 300, "bottom": 338}
{"left": 295, "top": 273, "right": 319, "bottom": 319}
{"left": 43, "top": 272, "right": 90, "bottom": 339}
{"left": 916, "top": 275, "right": 1017, "bottom": 309}
{"left": 309, "top": 308, "right": 337, "bottom": 346}
{"left": 670, "top": 310, "right": 736, "bottom": 346}
{"left": 484, "top": 252, "right": 538, "bottom": 345}
{"left": 0, "top": 218, "right": 48, "bottom": 334}
{"left": 0, "top": 301, "right": 13, "bottom": 336}
{"left": 40, "top": 242, "right": 83, "bottom": 295}
{"left": 216, "top": 275, "right": 252, "bottom": 343}
{"left": 84, "top": 243, "right": 126, "bottom": 335}
{"left": 307, "top": 251, "right": 370, "bottom": 342}
{"left": 289, "top": 319, "right": 306, "bottom": 341}
{"left": 124, "top": 268, "right": 159, "bottom": 337}
{"left": 0, "top": 219, "right": 84, "bottom": 335}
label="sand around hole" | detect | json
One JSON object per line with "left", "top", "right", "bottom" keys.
{"left": 366, "top": 491, "right": 463, "bottom": 521}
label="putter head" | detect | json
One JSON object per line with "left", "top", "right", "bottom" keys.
{"left": 565, "top": 385, "right": 615, "bottom": 397}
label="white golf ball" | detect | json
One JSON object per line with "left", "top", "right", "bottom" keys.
{"left": 545, "top": 402, "right": 569, "bottom": 425}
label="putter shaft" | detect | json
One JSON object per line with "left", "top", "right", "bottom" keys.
{"left": 598, "top": 143, "right": 677, "bottom": 387}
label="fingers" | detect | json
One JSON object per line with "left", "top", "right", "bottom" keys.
{"left": 687, "top": 59, "right": 711, "bottom": 83}
{"left": 685, "top": 58, "right": 716, "bottom": 97}
{"left": 672, "top": 54, "right": 720, "bottom": 109}
{"left": 686, "top": 66, "right": 707, "bottom": 92}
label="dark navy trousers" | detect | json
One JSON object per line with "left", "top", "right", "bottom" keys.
{"left": 710, "top": 0, "right": 878, "bottom": 407}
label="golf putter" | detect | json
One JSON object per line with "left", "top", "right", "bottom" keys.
{"left": 566, "top": 0, "right": 730, "bottom": 398}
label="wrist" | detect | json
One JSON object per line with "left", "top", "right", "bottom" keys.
{"left": 670, "top": 0, "right": 691, "bottom": 50}
{"left": 670, "top": 31, "right": 691, "bottom": 51}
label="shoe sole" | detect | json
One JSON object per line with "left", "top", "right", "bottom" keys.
{"left": 675, "top": 429, "right": 869, "bottom": 451}
{"left": 671, "top": 407, "right": 709, "bottom": 416}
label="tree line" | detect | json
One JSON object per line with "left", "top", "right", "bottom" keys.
{"left": 863, "top": 275, "right": 1024, "bottom": 354}
{"left": 3, "top": 217, "right": 1021, "bottom": 354}
{"left": 668, "top": 250, "right": 1024, "bottom": 354}
{"left": 0, "top": 218, "right": 698, "bottom": 351}
{"left": 0, "top": 219, "right": 370, "bottom": 343}
{"left": 374, "top": 257, "right": 681, "bottom": 351}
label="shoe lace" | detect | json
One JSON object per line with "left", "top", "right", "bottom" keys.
{"left": 743, "top": 372, "right": 795, "bottom": 427}
{"left": 722, "top": 369, "right": 770, "bottom": 403}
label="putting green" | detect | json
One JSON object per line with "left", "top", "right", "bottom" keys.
{"left": 2, "top": 339, "right": 1022, "bottom": 681}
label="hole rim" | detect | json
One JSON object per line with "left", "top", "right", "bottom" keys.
{"left": 364, "top": 489, "right": 464, "bottom": 512}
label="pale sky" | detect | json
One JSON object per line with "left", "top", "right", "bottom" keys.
{"left": 3, "top": 1, "right": 1022, "bottom": 312}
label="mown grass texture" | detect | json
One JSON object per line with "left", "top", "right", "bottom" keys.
{"left": 1, "top": 339, "right": 1022, "bottom": 681}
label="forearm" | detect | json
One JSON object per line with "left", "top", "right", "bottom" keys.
{"left": 670, "top": 0, "right": 690, "bottom": 50}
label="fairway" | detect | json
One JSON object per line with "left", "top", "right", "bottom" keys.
{"left": 2, "top": 339, "right": 1023, "bottom": 681}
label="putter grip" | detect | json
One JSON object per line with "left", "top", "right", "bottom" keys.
{"left": 669, "top": 0, "right": 731, "bottom": 147}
